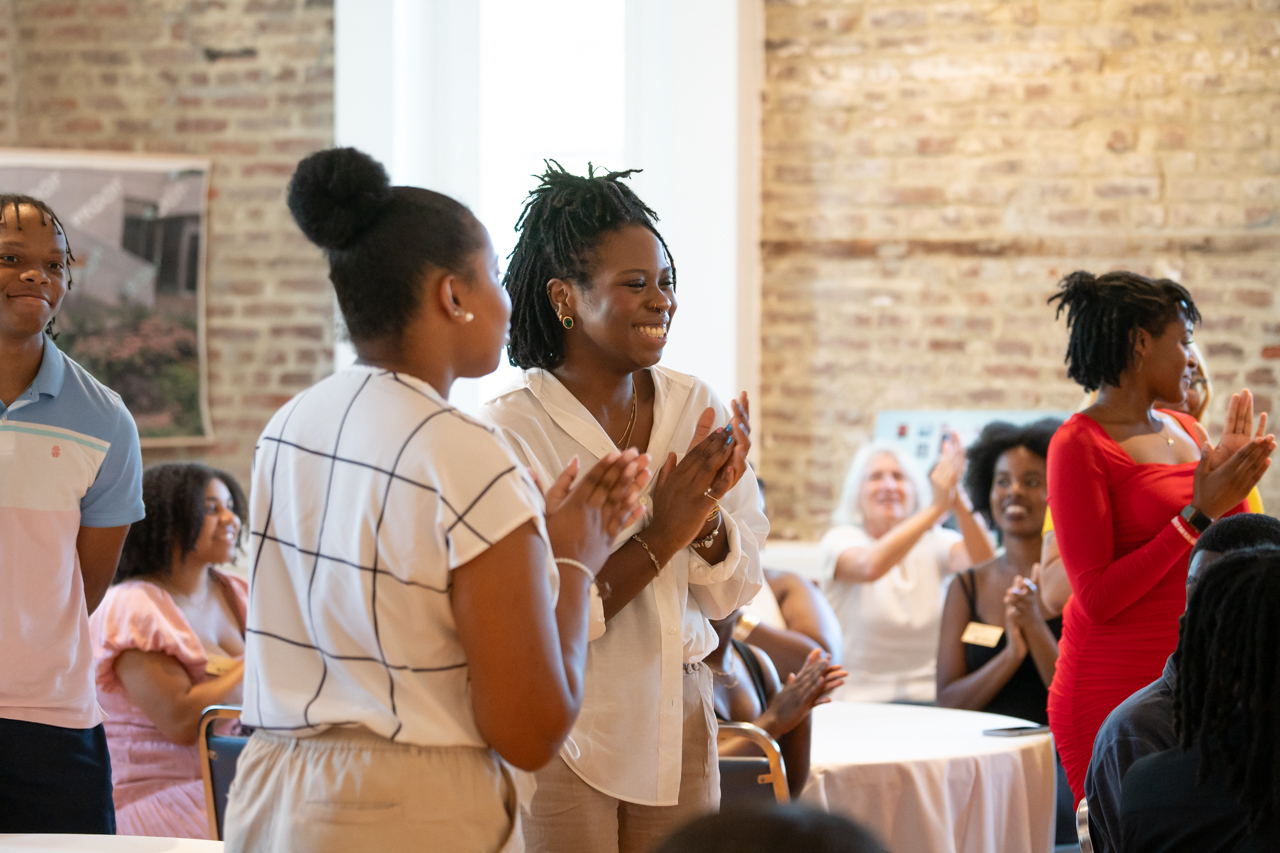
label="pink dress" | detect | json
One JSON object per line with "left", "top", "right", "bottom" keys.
{"left": 90, "top": 570, "right": 248, "bottom": 840}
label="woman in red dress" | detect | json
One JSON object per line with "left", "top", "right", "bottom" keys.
{"left": 1045, "top": 270, "right": 1274, "bottom": 802}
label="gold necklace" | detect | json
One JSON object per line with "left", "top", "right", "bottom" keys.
{"left": 614, "top": 389, "right": 638, "bottom": 449}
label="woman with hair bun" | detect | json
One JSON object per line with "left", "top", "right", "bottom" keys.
{"left": 223, "top": 149, "right": 649, "bottom": 853}
{"left": 483, "top": 163, "right": 765, "bottom": 853}
{"left": 1044, "top": 269, "right": 1274, "bottom": 803}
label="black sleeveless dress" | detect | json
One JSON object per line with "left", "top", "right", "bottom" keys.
{"left": 957, "top": 568, "right": 1063, "bottom": 725}
{"left": 714, "top": 639, "right": 770, "bottom": 722}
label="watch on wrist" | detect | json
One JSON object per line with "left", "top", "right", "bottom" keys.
{"left": 1180, "top": 504, "right": 1213, "bottom": 535}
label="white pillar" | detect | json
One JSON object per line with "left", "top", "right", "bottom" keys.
{"left": 623, "top": 0, "right": 763, "bottom": 413}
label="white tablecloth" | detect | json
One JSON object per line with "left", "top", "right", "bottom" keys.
{"left": 0, "top": 837, "right": 222, "bottom": 853}
{"left": 801, "top": 702, "right": 1056, "bottom": 853}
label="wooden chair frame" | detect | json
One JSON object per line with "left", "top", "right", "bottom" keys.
{"left": 716, "top": 720, "right": 790, "bottom": 804}
{"left": 198, "top": 704, "right": 243, "bottom": 841}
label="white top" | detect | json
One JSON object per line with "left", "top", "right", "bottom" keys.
{"left": 819, "top": 525, "right": 961, "bottom": 703}
{"left": 242, "top": 366, "right": 577, "bottom": 747}
{"left": 482, "top": 365, "right": 766, "bottom": 805}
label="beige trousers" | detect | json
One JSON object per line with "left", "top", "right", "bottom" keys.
{"left": 223, "top": 726, "right": 522, "bottom": 853}
{"left": 524, "top": 663, "right": 720, "bottom": 853}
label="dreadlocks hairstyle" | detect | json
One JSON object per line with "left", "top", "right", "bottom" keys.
{"left": 1172, "top": 546, "right": 1280, "bottom": 831}
{"left": 287, "top": 147, "right": 486, "bottom": 346}
{"left": 963, "top": 418, "right": 1062, "bottom": 528}
{"left": 0, "top": 193, "right": 75, "bottom": 336}
{"left": 1047, "top": 270, "right": 1200, "bottom": 393}
{"left": 115, "top": 463, "right": 248, "bottom": 583}
{"left": 504, "top": 161, "right": 676, "bottom": 370}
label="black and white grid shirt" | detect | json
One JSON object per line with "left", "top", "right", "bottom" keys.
{"left": 242, "top": 366, "right": 555, "bottom": 746}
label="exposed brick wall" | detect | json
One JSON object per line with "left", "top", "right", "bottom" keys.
{"left": 8, "top": 0, "right": 334, "bottom": 487}
{"left": 0, "top": 2, "right": 15, "bottom": 144}
{"left": 761, "top": 0, "right": 1280, "bottom": 539}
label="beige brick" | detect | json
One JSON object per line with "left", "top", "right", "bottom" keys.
{"left": 0, "top": 0, "right": 334, "bottom": 487}
{"left": 763, "top": 0, "right": 1280, "bottom": 538}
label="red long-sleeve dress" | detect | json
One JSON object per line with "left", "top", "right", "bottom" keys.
{"left": 1046, "top": 410, "right": 1246, "bottom": 801}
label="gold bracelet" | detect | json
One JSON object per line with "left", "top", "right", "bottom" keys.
{"left": 631, "top": 534, "right": 663, "bottom": 576}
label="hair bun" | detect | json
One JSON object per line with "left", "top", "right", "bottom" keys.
{"left": 287, "top": 147, "right": 393, "bottom": 251}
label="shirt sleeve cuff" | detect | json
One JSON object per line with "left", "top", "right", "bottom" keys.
{"left": 687, "top": 511, "right": 743, "bottom": 584}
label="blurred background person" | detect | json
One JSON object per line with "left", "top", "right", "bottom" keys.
{"left": 934, "top": 418, "right": 1073, "bottom": 843}
{"left": 820, "top": 435, "right": 993, "bottom": 704}
{"left": 91, "top": 463, "right": 248, "bottom": 839}
{"left": 707, "top": 609, "right": 845, "bottom": 799}
{"left": 1044, "top": 270, "right": 1273, "bottom": 802}
{"left": 1119, "top": 546, "right": 1280, "bottom": 852}
{"left": 734, "top": 568, "right": 843, "bottom": 681}
{"left": 936, "top": 418, "right": 1062, "bottom": 720}
{"left": 654, "top": 805, "right": 888, "bottom": 853}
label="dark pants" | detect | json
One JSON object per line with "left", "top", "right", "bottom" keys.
{"left": 0, "top": 717, "right": 116, "bottom": 834}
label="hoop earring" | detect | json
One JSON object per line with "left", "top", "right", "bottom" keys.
{"left": 562, "top": 316, "right": 574, "bottom": 330}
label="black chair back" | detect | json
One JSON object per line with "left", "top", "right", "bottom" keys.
{"left": 720, "top": 755, "right": 781, "bottom": 807}
{"left": 199, "top": 705, "right": 249, "bottom": 840}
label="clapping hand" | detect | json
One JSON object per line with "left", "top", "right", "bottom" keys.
{"left": 543, "top": 450, "right": 652, "bottom": 574}
{"left": 1002, "top": 569, "right": 1045, "bottom": 660}
{"left": 929, "top": 432, "right": 965, "bottom": 512}
{"left": 1189, "top": 392, "right": 1276, "bottom": 519}
{"left": 759, "top": 648, "right": 848, "bottom": 737}
{"left": 1197, "top": 390, "right": 1272, "bottom": 471}
{"left": 684, "top": 393, "right": 753, "bottom": 500}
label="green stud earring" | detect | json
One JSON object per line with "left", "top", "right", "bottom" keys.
{"left": 562, "top": 316, "right": 574, "bottom": 330}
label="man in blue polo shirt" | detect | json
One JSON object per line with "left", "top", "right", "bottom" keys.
{"left": 0, "top": 194, "right": 144, "bottom": 833}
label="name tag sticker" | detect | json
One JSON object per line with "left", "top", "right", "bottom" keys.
{"left": 961, "top": 621, "right": 1004, "bottom": 648}
{"left": 0, "top": 430, "right": 15, "bottom": 456}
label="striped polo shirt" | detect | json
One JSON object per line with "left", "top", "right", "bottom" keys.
{"left": 0, "top": 334, "right": 143, "bottom": 729}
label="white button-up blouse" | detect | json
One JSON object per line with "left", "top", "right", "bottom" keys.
{"left": 482, "top": 365, "right": 766, "bottom": 806}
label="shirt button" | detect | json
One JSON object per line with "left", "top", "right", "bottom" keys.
{"left": 639, "top": 496, "right": 649, "bottom": 507}
{"left": 668, "top": 627, "right": 676, "bottom": 635}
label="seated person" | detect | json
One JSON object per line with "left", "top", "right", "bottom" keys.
{"left": 707, "top": 610, "right": 845, "bottom": 799}
{"left": 935, "top": 419, "right": 1074, "bottom": 845}
{"left": 737, "top": 568, "right": 844, "bottom": 679}
{"left": 820, "top": 435, "right": 993, "bottom": 703}
{"left": 936, "top": 418, "right": 1063, "bottom": 721}
{"left": 1086, "top": 513, "right": 1280, "bottom": 853}
{"left": 1119, "top": 546, "right": 1280, "bottom": 852}
{"left": 90, "top": 464, "right": 249, "bottom": 838}
{"left": 655, "top": 804, "right": 888, "bottom": 853}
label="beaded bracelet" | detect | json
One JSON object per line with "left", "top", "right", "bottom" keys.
{"left": 554, "top": 557, "right": 594, "bottom": 583}
{"left": 631, "top": 534, "right": 663, "bottom": 576}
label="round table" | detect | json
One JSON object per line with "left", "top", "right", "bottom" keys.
{"left": 0, "top": 837, "right": 222, "bottom": 852}
{"left": 801, "top": 702, "right": 1057, "bottom": 853}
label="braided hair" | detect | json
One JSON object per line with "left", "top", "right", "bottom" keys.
{"left": 0, "top": 194, "right": 75, "bottom": 336}
{"left": 287, "top": 147, "right": 485, "bottom": 346}
{"left": 504, "top": 162, "right": 675, "bottom": 370}
{"left": 1047, "top": 270, "right": 1200, "bottom": 392}
{"left": 962, "top": 418, "right": 1062, "bottom": 528}
{"left": 115, "top": 463, "right": 248, "bottom": 583}
{"left": 1171, "top": 546, "right": 1280, "bottom": 831}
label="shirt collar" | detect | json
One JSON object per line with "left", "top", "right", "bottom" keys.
{"left": 33, "top": 333, "right": 67, "bottom": 399}
{"left": 519, "top": 367, "right": 693, "bottom": 463}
